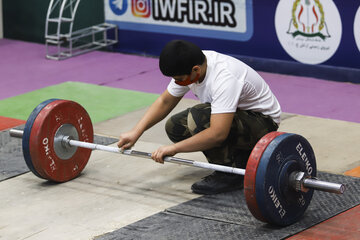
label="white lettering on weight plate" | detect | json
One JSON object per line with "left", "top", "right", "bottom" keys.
{"left": 295, "top": 143, "right": 313, "bottom": 175}
{"left": 268, "top": 185, "right": 286, "bottom": 218}
{"left": 42, "top": 137, "right": 56, "bottom": 171}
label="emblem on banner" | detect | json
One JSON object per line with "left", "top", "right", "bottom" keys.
{"left": 287, "top": 0, "right": 330, "bottom": 40}
{"left": 275, "top": 0, "right": 342, "bottom": 65}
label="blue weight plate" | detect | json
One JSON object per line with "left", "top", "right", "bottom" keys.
{"left": 22, "top": 99, "right": 59, "bottom": 179}
{"left": 255, "top": 133, "right": 317, "bottom": 226}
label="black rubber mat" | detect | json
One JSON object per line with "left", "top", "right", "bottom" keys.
{"left": 96, "top": 172, "right": 360, "bottom": 240}
{"left": 0, "top": 126, "right": 118, "bottom": 181}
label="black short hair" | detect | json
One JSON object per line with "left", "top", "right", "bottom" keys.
{"left": 159, "top": 40, "right": 205, "bottom": 76}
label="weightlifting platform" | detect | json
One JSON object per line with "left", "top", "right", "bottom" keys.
{"left": 95, "top": 172, "right": 360, "bottom": 240}
{"left": 0, "top": 39, "right": 359, "bottom": 239}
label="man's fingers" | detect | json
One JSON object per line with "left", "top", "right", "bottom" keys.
{"left": 117, "top": 140, "right": 123, "bottom": 148}
{"left": 151, "top": 151, "right": 164, "bottom": 164}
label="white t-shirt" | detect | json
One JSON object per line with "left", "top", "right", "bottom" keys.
{"left": 167, "top": 51, "right": 282, "bottom": 124}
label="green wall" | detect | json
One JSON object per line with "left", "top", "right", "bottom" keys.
{"left": 3, "top": 0, "right": 105, "bottom": 43}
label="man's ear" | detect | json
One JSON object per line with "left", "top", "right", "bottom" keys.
{"left": 192, "top": 65, "right": 200, "bottom": 72}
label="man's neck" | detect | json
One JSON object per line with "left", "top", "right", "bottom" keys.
{"left": 198, "top": 57, "right": 207, "bottom": 84}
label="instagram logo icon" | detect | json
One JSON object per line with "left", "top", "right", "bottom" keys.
{"left": 132, "top": 0, "right": 151, "bottom": 18}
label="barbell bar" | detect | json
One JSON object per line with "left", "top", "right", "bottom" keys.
{"left": 9, "top": 128, "right": 344, "bottom": 195}
{"left": 9, "top": 128, "right": 246, "bottom": 175}
{"left": 8, "top": 99, "right": 347, "bottom": 226}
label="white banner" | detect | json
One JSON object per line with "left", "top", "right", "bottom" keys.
{"left": 275, "top": 0, "right": 342, "bottom": 65}
{"left": 105, "top": 0, "right": 253, "bottom": 41}
{"left": 354, "top": 6, "right": 360, "bottom": 53}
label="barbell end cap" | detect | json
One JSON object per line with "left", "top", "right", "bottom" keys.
{"left": 338, "top": 184, "right": 346, "bottom": 194}
{"left": 9, "top": 129, "right": 24, "bottom": 138}
{"left": 303, "top": 178, "right": 346, "bottom": 194}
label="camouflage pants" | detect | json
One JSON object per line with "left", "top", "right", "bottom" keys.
{"left": 165, "top": 103, "right": 279, "bottom": 168}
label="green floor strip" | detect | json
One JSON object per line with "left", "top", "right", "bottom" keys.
{"left": 0, "top": 82, "right": 159, "bottom": 123}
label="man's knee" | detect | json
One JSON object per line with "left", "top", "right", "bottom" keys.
{"left": 165, "top": 112, "right": 190, "bottom": 143}
{"left": 187, "top": 103, "right": 211, "bottom": 134}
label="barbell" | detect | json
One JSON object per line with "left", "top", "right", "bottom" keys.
{"left": 9, "top": 99, "right": 345, "bottom": 226}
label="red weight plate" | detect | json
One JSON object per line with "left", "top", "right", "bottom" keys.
{"left": 29, "top": 100, "right": 93, "bottom": 182}
{"left": 244, "top": 131, "right": 285, "bottom": 222}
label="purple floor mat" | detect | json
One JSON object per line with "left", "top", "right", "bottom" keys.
{"left": 0, "top": 39, "right": 359, "bottom": 123}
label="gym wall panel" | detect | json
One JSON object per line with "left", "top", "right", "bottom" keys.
{"left": 0, "top": 0, "right": 3, "bottom": 39}
{"left": 3, "top": 0, "right": 104, "bottom": 43}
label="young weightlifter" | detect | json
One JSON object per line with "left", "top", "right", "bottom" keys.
{"left": 117, "top": 40, "right": 281, "bottom": 195}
